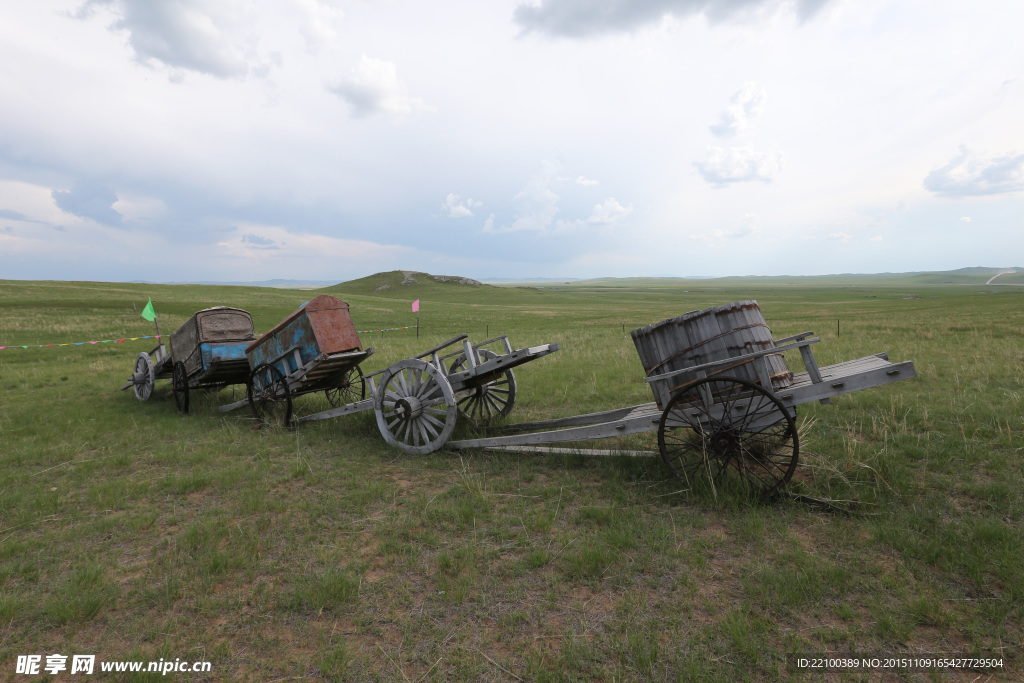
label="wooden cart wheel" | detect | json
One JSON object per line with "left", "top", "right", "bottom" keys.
{"left": 325, "top": 366, "right": 366, "bottom": 407}
{"left": 248, "top": 363, "right": 293, "bottom": 428}
{"left": 172, "top": 361, "right": 190, "bottom": 414}
{"left": 375, "top": 359, "right": 457, "bottom": 455}
{"left": 658, "top": 376, "right": 798, "bottom": 497}
{"left": 132, "top": 352, "right": 155, "bottom": 401}
{"left": 448, "top": 348, "right": 517, "bottom": 423}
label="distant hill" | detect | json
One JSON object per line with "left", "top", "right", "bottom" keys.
{"left": 320, "top": 271, "right": 531, "bottom": 304}
{"left": 479, "top": 277, "right": 583, "bottom": 283}
{"left": 327, "top": 270, "right": 483, "bottom": 293}
{"left": 496, "top": 267, "right": 1024, "bottom": 288}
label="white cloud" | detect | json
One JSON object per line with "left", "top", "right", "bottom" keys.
{"left": 52, "top": 180, "right": 123, "bottom": 225}
{"left": 960, "top": 216, "right": 972, "bottom": 222}
{"left": 584, "top": 198, "right": 632, "bottom": 225}
{"left": 710, "top": 82, "right": 767, "bottom": 138}
{"left": 695, "top": 146, "right": 782, "bottom": 185}
{"left": 688, "top": 215, "right": 761, "bottom": 244}
{"left": 327, "top": 55, "right": 433, "bottom": 119}
{"left": 442, "top": 193, "right": 482, "bottom": 218}
{"left": 688, "top": 228, "right": 746, "bottom": 243}
{"left": 828, "top": 231, "right": 851, "bottom": 243}
{"left": 112, "top": 194, "right": 166, "bottom": 224}
{"left": 870, "top": 235, "right": 883, "bottom": 241}
{"left": 482, "top": 163, "right": 631, "bottom": 233}
{"left": 554, "top": 198, "right": 634, "bottom": 231}
{"left": 240, "top": 233, "right": 279, "bottom": 248}
{"left": 1, "top": 180, "right": 101, "bottom": 229}
{"left": 292, "top": 0, "right": 344, "bottom": 51}
{"left": 216, "top": 223, "right": 424, "bottom": 267}
{"left": 687, "top": 213, "right": 758, "bottom": 244}
{"left": 79, "top": 0, "right": 267, "bottom": 79}
{"left": 924, "top": 145, "right": 1024, "bottom": 197}
{"left": 576, "top": 176, "right": 599, "bottom": 186}
{"left": 0, "top": 180, "right": 156, "bottom": 269}
{"left": 513, "top": 0, "right": 835, "bottom": 38}
{"left": 483, "top": 161, "right": 562, "bottom": 233}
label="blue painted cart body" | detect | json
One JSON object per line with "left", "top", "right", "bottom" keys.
{"left": 121, "top": 306, "right": 257, "bottom": 413}
{"left": 169, "top": 307, "right": 256, "bottom": 386}
{"left": 242, "top": 296, "right": 375, "bottom": 422}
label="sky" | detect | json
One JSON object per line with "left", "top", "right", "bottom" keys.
{"left": 1, "top": 0, "right": 1023, "bottom": 283}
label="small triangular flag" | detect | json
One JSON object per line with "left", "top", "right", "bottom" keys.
{"left": 141, "top": 298, "right": 157, "bottom": 322}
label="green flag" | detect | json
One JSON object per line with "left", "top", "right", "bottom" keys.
{"left": 141, "top": 298, "right": 157, "bottom": 322}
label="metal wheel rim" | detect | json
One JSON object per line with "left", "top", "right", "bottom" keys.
{"left": 325, "top": 366, "right": 366, "bottom": 407}
{"left": 172, "top": 361, "right": 190, "bottom": 414}
{"left": 448, "top": 348, "right": 517, "bottom": 423}
{"left": 133, "top": 352, "right": 155, "bottom": 401}
{"left": 374, "top": 359, "right": 457, "bottom": 454}
{"left": 247, "top": 363, "right": 293, "bottom": 428}
{"left": 658, "top": 375, "right": 798, "bottom": 497}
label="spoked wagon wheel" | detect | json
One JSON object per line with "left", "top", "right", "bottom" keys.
{"left": 132, "top": 352, "right": 155, "bottom": 401}
{"left": 658, "top": 376, "right": 798, "bottom": 497}
{"left": 325, "top": 366, "right": 365, "bottom": 407}
{"left": 374, "top": 359, "right": 457, "bottom": 455}
{"left": 172, "top": 361, "right": 190, "bottom": 414}
{"left": 448, "top": 348, "right": 517, "bottom": 423}
{"left": 248, "top": 363, "right": 293, "bottom": 428}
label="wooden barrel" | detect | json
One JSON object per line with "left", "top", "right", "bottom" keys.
{"left": 630, "top": 300, "right": 792, "bottom": 407}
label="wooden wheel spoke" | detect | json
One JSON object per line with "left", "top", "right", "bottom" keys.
{"left": 734, "top": 401, "right": 782, "bottom": 431}
{"left": 423, "top": 406, "right": 450, "bottom": 419}
{"left": 459, "top": 396, "right": 478, "bottom": 416}
{"left": 659, "top": 376, "right": 798, "bottom": 497}
{"left": 451, "top": 349, "right": 517, "bottom": 422}
{"left": 248, "top": 363, "right": 291, "bottom": 428}
{"left": 375, "top": 359, "right": 457, "bottom": 454}
{"left": 733, "top": 453, "right": 779, "bottom": 488}
{"left": 420, "top": 411, "right": 445, "bottom": 430}
{"left": 420, "top": 396, "right": 450, "bottom": 408}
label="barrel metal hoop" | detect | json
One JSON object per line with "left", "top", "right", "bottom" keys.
{"left": 645, "top": 322, "right": 770, "bottom": 377}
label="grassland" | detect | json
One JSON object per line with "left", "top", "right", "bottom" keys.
{"left": 1, "top": 275, "right": 1022, "bottom": 681}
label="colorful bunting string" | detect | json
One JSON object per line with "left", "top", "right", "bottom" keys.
{"left": 0, "top": 324, "right": 420, "bottom": 350}
{"left": 356, "top": 325, "right": 418, "bottom": 334}
{"left": 0, "top": 335, "right": 163, "bottom": 351}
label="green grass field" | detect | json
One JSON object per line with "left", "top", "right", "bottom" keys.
{"left": 1, "top": 275, "right": 1022, "bottom": 680}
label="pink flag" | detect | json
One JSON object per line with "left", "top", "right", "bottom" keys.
{"left": 412, "top": 299, "right": 420, "bottom": 313}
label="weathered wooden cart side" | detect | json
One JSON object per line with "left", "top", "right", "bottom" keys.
{"left": 448, "top": 301, "right": 917, "bottom": 497}
{"left": 170, "top": 307, "right": 258, "bottom": 413}
{"left": 295, "top": 332, "right": 560, "bottom": 454}
{"left": 121, "top": 306, "right": 257, "bottom": 413}
{"left": 239, "top": 295, "right": 375, "bottom": 426}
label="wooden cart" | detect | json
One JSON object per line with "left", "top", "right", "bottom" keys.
{"left": 297, "top": 333, "right": 560, "bottom": 454}
{"left": 121, "top": 306, "right": 258, "bottom": 414}
{"left": 445, "top": 302, "right": 917, "bottom": 497}
{"left": 225, "top": 295, "right": 375, "bottom": 426}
